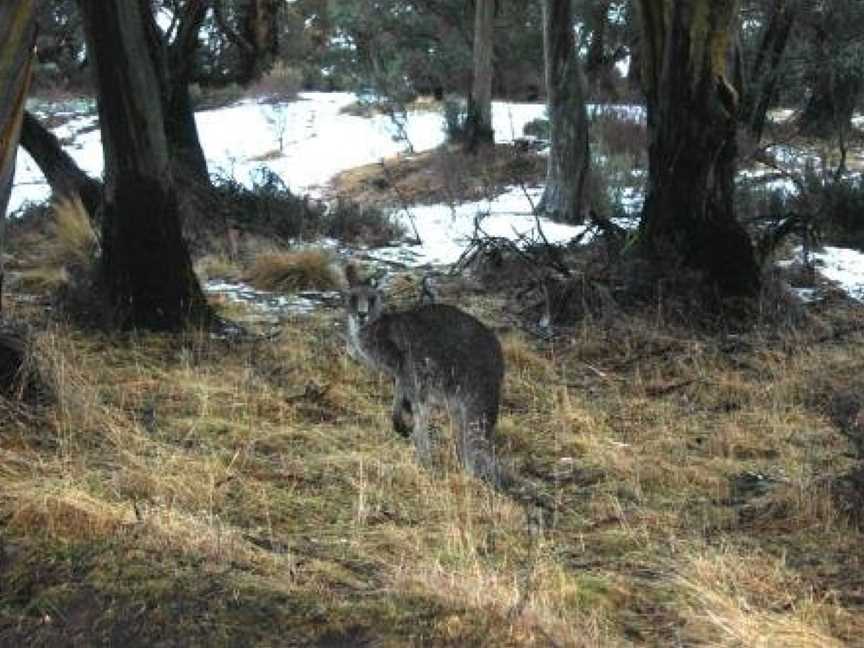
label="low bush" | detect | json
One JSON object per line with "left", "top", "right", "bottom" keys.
{"left": 210, "top": 169, "right": 323, "bottom": 242}
{"left": 250, "top": 62, "right": 304, "bottom": 103}
{"left": 323, "top": 200, "right": 403, "bottom": 247}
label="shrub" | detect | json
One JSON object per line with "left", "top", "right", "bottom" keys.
{"left": 590, "top": 108, "right": 647, "bottom": 164}
{"left": 189, "top": 83, "right": 245, "bottom": 111}
{"left": 523, "top": 117, "right": 549, "bottom": 140}
{"left": 442, "top": 98, "right": 470, "bottom": 144}
{"left": 323, "top": 200, "right": 404, "bottom": 247}
{"left": 737, "top": 167, "right": 864, "bottom": 251}
{"left": 245, "top": 249, "right": 340, "bottom": 293}
{"left": 210, "top": 169, "right": 324, "bottom": 242}
{"left": 250, "top": 62, "right": 304, "bottom": 103}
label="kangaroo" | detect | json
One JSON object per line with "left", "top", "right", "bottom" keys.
{"left": 343, "top": 265, "right": 506, "bottom": 486}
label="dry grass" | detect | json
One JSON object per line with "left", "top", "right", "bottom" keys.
{"left": 14, "top": 196, "right": 99, "bottom": 292}
{"left": 329, "top": 144, "right": 545, "bottom": 209}
{"left": 245, "top": 248, "right": 340, "bottom": 292}
{"left": 1, "top": 288, "right": 864, "bottom": 645}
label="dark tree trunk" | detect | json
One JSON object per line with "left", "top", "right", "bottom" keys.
{"left": 79, "top": 0, "right": 207, "bottom": 331}
{"left": 0, "top": 0, "right": 37, "bottom": 314}
{"left": 799, "top": 67, "right": 863, "bottom": 140}
{"left": 585, "top": 1, "right": 618, "bottom": 98}
{"left": 241, "top": 0, "right": 279, "bottom": 82}
{"left": 146, "top": 0, "right": 210, "bottom": 184}
{"left": 637, "top": 0, "right": 760, "bottom": 297}
{"left": 19, "top": 111, "right": 103, "bottom": 217}
{"left": 465, "top": 0, "right": 495, "bottom": 152}
{"left": 538, "top": 0, "right": 590, "bottom": 224}
{"left": 741, "top": 0, "right": 797, "bottom": 143}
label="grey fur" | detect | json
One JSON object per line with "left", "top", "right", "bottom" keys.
{"left": 344, "top": 267, "right": 506, "bottom": 486}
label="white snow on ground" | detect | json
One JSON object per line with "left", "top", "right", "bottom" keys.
{"left": 9, "top": 92, "right": 581, "bottom": 271}
{"left": 10, "top": 92, "right": 864, "bottom": 307}
{"left": 811, "top": 246, "right": 864, "bottom": 301}
{"left": 11, "top": 92, "right": 549, "bottom": 211}
{"left": 782, "top": 246, "right": 864, "bottom": 303}
{"left": 371, "top": 186, "right": 584, "bottom": 267}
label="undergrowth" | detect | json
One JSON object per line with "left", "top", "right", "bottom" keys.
{"left": 1, "top": 285, "right": 863, "bottom": 646}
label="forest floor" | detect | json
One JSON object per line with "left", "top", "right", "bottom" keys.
{"left": 3, "top": 94, "right": 864, "bottom": 646}
{"left": 2, "top": 245, "right": 864, "bottom": 646}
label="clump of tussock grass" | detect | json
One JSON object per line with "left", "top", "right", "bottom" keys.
{"left": 16, "top": 195, "right": 100, "bottom": 294}
{"left": 49, "top": 195, "right": 100, "bottom": 270}
{"left": 245, "top": 248, "right": 340, "bottom": 292}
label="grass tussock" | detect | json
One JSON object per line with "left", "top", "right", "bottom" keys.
{"left": 49, "top": 195, "right": 100, "bottom": 270}
{"left": 1, "top": 287, "right": 864, "bottom": 645}
{"left": 245, "top": 248, "right": 340, "bottom": 292}
{"left": 15, "top": 196, "right": 100, "bottom": 293}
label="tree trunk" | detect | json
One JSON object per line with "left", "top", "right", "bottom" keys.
{"left": 465, "top": 0, "right": 495, "bottom": 152}
{"left": 144, "top": 0, "right": 210, "bottom": 184}
{"left": 79, "top": 0, "right": 207, "bottom": 331}
{"left": 741, "top": 0, "right": 797, "bottom": 143}
{"left": 585, "top": 1, "right": 617, "bottom": 98}
{"left": 241, "top": 0, "right": 279, "bottom": 82}
{"left": 0, "top": 0, "right": 37, "bottom": 314}
{"left": 799, "top": 66, "right": 863, "bottom": 140}
{"left": 538, "top": 0, "right": 590, "bottom": 224}
{"left": 20, "top": 111, "right": 104, "bottom": 217}
{"left": 637, "top": 0, "right": 760, "bottom": 297}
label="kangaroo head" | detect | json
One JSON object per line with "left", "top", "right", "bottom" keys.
{"left": 344, "top": 264, "right": 384, "bottom": 328}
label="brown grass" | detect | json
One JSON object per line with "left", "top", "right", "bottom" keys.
{"left": 1, "top": 280, "right": 863, "bottom": 645}
{"left": 245, "top": 248, "right": 339, "bottom": 292}
{"left": 329, "top": 144, "right": 545, "bottom": 209}
{"left": 13, "top": 196, "right": 99, "bottom": 293}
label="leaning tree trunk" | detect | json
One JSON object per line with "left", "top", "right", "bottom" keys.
{"left": 20, "top": 112, "right": 104, "bottom": 218}
{"left": 637, "top": 0, "right": 760, "bottom": 296}
{"left": 0, "top": 1, "right": 37, "bottom": 315}
{"left": 741, "top": 0, "right": 797, "bottom": 144}
{"left": 79, "top": 0, "right": 207, "bottom": 331}
{"left": 537, "top": 0, "right": 590, "bottom": 224}
{"left": 465, "top": 0, "right": 495, "bottom": 152}
{"left": 159, "top": 0, "right": 210, "bottom": 183}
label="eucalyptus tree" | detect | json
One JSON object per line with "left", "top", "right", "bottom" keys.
{"left": 78, "top": 0, "right": 207, "bottom": 330}
{"left": 537, "top": 0, "right": 590, "bottom": 224}
{"left": 0, "top": 0, "right": 37, "bottom": 313}
{"left": 637, "top": 0, "right": 760, "bottom": 296}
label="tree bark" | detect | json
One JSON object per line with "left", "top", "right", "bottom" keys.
{"left": 538, "top": 0, "right": 590, "bottom": 224}
{"left": 241, "top": 0, "right": 279, "bottom": 82}
{"left": 213, "top": 0, "right": 278, "bottom": 84}
{"left": 19, "top": 111, "right": 104, "bottom": 218}
{"left": 79, "top": 0, "right": 207, "bottom": 331}
{"left": 637, "top": 0, "right": 760, "bottom": 297}
{"left": 741, "top": 0, "right": 797, "bottom": 143}
{"left": 148, "top": 0, "right": 210, "bottom": 183}
{"left": 585, "top": 1, "right": 618, "bottom": 98}
{"left": 0, "top": 0, "right": 37, "bottom": 314}
{"left": 465, "top": 0, "right": 495, "bottom": 152}
{"left": 799, "top": 66, "right": 863, "bottom": 140}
